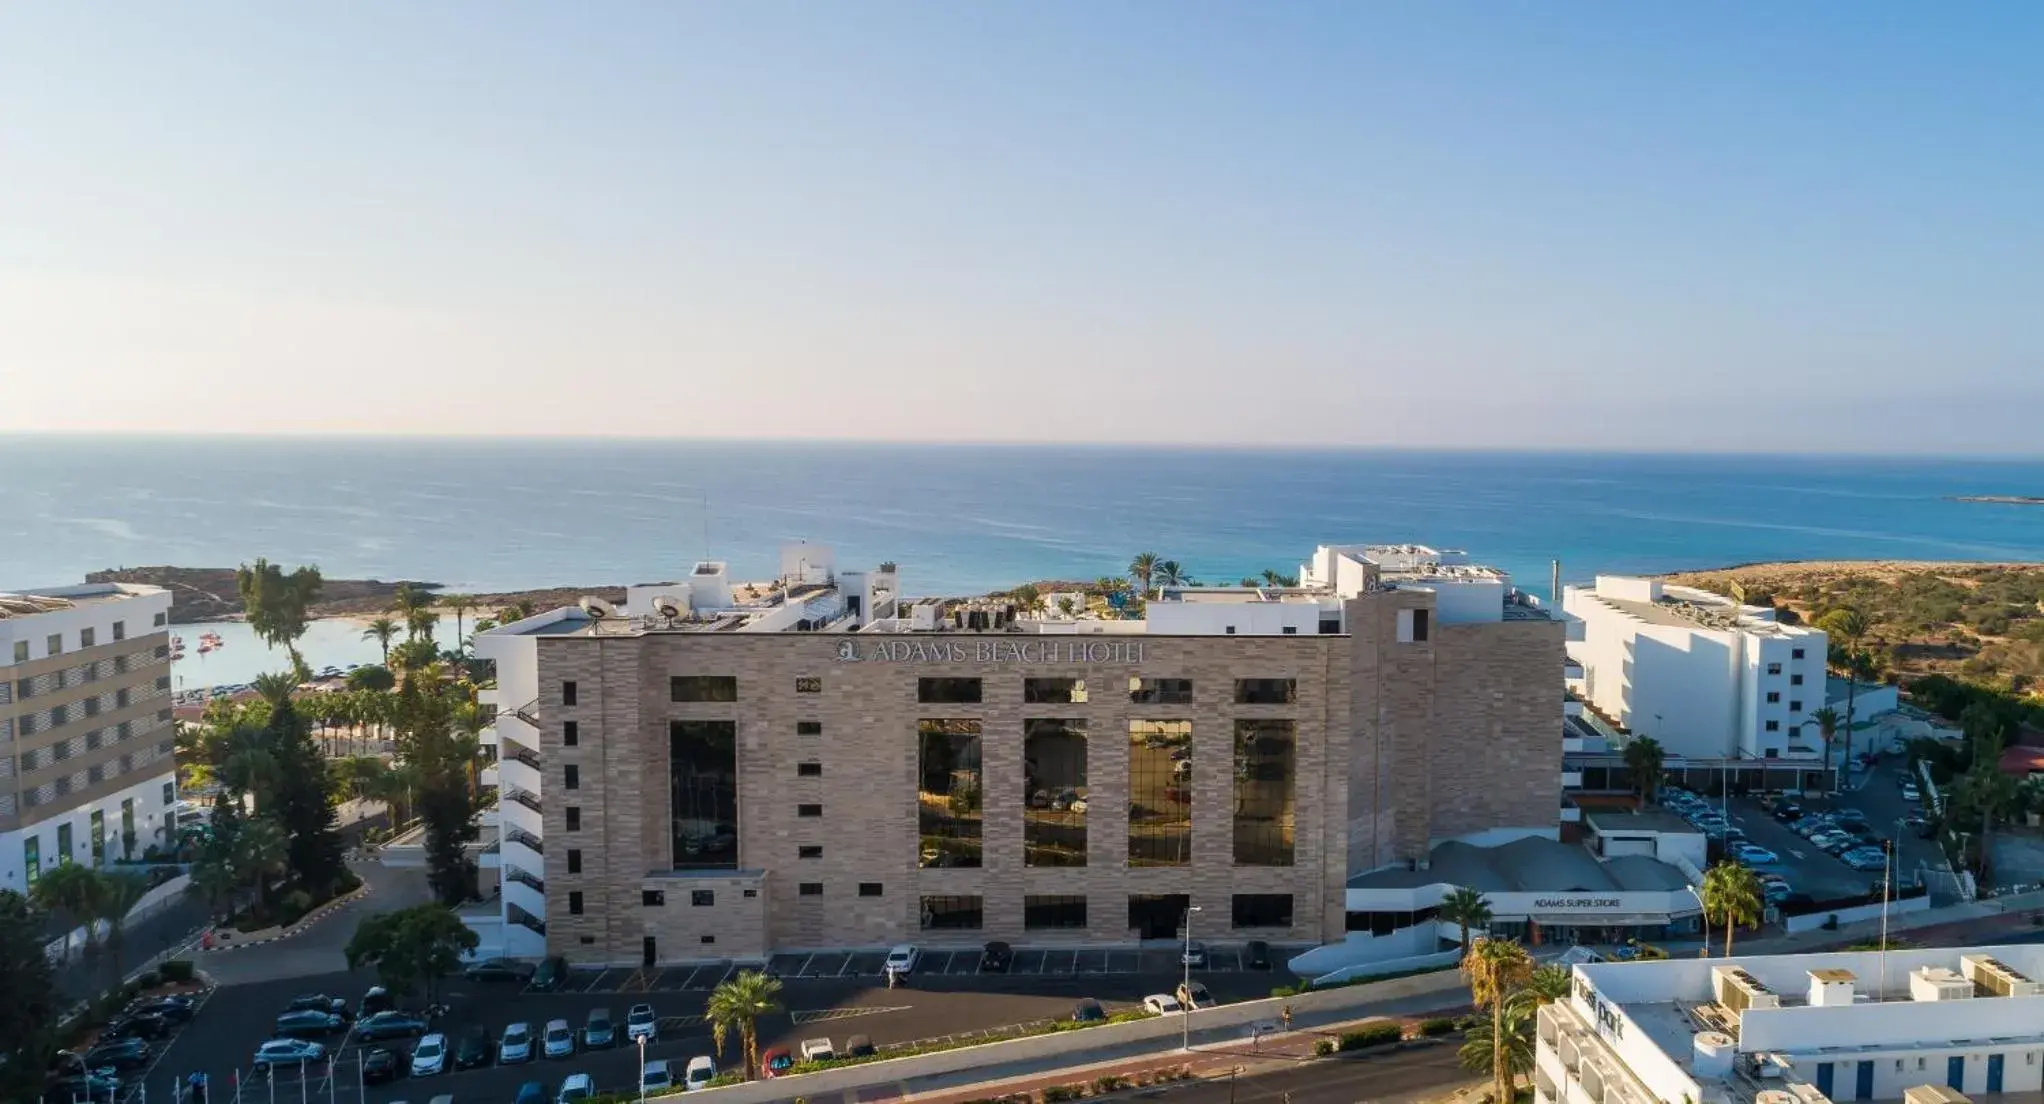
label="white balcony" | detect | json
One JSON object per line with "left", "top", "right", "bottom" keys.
{"left": 1561, "top": 804, "right": 1582, "bottom": 823}
{"left": 504, "top": 863, "right": 546, "bottom": 918}
{"left": 1565, "top": 696, "right": 1584, "bottom": 718}
{"left": 1563, "top": 736, "right": 1586, "bottom": 754}
{"left": 501, "top": 753, "right": 542, "bottom": 797}
{"left": 1562, "top": 770, "right": 1584, "bottom": 789}
{"left": 480, "top": 762, "right": 500, "bottom": 789}
{"left": 501, "top": 792, "right": 543, "bottom": 839}
{"left": 478, "top": 687, "right": 501, "bottom": 707}
{"left": 479, "top": 846, "right": 501, "bottom": 870}
{"left": 505, "top": 827, "right": 544, "bottom": 874}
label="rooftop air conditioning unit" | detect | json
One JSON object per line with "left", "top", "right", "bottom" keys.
{"left": 1713, "top": 967, "right": 1780, "bottom": 1016}
{"left": 1961, "top": 955, "right": 2044, "bottom": 997}
{"left": 1911, "top": 967, "right": 1974, "bottom": 1002}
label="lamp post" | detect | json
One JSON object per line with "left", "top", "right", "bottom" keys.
{"left": 1181, "top": 904, "right": 1202, "bottom": 1052}
{"left": 637, "top": 1034, "right": 648, "bottom": 1104}
{"left": 1684, "top": 886, "right": 1708, "bottom": 958}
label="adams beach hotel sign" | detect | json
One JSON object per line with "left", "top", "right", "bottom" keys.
{"left": 836, "top": 638, "right": 1149, "bottom": 665}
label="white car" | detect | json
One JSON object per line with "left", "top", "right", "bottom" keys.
{"left": 253, "top": 1039, "right": 327, "bottom": 1070}
{"left": 499, "top": 1022, "right": 535, "bottom": 1065}
{"left": 626, "top": 1003, "right": 658, "bottom": 1044}
{"left": 543, "top": 1019, "right": 576, "bottom": 1060}
{"left": 684, "top": 1055, "right": 717, "bottom": 1091}
{"left": 800, "top": 1037, "right": 835, "bottom": 1062}
{"left": 640, "top": 1059, "right": 674, "bottom": 1093}
{"left": 556, "top": 1072, "right": 596, "bottom": 1102}
{"left": 409, "top": 1033, "right": 448, "bottom": 1077}
{"left": 883, "top": 945, "right": 919, "bottom": 977}
{"left": 1142, "top": 994, "right": 1184, "bottom": 1015}
{"left": 1732, "top": 844, "right": 1779, "bottom": 865}
{"left": 1901, "top": 782, "right": 1921, "bottom": 801}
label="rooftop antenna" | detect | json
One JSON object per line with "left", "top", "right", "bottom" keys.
{"left": 701, "top": 492, "right": 711, "bottom": 562}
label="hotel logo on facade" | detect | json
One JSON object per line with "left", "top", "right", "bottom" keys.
{"left": 837, "top": 639, "right": 1148, "bottom": 664}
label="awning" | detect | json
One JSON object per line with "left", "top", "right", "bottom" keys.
{"left": 1526, "top": 913, "right": 1674, "bottom": 926}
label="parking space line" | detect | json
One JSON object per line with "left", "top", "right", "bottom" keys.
{"left": 1057, "top": 949, "right": 1077, "bottom": 974}
{"left": 797, "top": 952, "right": 819, "bottom": 976}
{"left": 585, "top": 968, "right": 614, "bottom": 992}
{"left": 716, "top": 961, "right": 740, "bottom": 986}
{"left": 837, "top": 955, "right": 854, "bottom": 977}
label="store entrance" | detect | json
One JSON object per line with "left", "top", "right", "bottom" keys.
{"left": 1128, "top": 894, "right": 1191, "bottom": 941}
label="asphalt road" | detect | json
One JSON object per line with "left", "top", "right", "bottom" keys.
{"left": 1076, "top": 1045, "right": 1475, "bottom": 1104}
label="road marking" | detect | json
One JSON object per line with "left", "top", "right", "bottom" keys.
{"left": 838, "top": 955, "right": 854, "bottom": 977}
{"left": 121, "top": 987, "right": 219, "bottom": 1103}
{"left": 656, "top": 1014, "right": 710, "bottom": 1031}
{"left": 795, "top": 952, "right": 817, "bottom": 977}
{"left": 789, "top": 1005, "right": 913, "bottom": 1025}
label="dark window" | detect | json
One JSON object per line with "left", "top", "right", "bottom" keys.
{"left": 1128, "top": 678, "right": 1192, "bottom": 705}
{"left": 562, "top": 680, "right": 578, "bottom": 706}
{"left": 670, "top": 676, "right": 738, "bottom": 702}
{"left": 579, "top": 936, "right": 595, "bottom": 945}
{"left": 1232, "top": 893, "right": 1294, "bottom": 929}
{"left": 795, "top": 677, "right": 822, "bottom": 694}
{"left": 917, "top": 719, "right": 982, "bottom": 867}
{"left": 80, "top": 628, "right": 96, "bottom": 648}
{"left": 797, "top": 721, "right": 822, "bottom": 736}
{"left": 153, "top": 612, "right": 166, "bottom": 627}
{"left": 1790, "top": 674, "right": 1804, "bottom": 686}
{"left": 692, "top": 890, "right": 715, "bottom": 907}
{"left": 671, "top": 720, "right": 738, "bottom": 869}
{"left": 1412, "top": 609, "right": 1430, "bottom": 642}
{"left": 1233, "top": 679, "right": 1297, "bottom": 705}
{"left": 567, "top": 849, "right": 582, "bottom": 873}
{"left": 568, "top": 892, "right": 584, "bottom": 915}
{"left": 1282, "top": 626, "right": 1298, "bottom": 635}
{"left": 1024, "top": 719, "right": 1087, "bottom": 867}
{"left": 1127, "top": 894, "right": 1191, "bottom": 941}
{"left": 154, "top": 674, "right": 170, "bottom": 690}
{"left": 1224, "top": 626, "right": 1236, "bottom": 635}
{"left": 797, "top": 761, "right": 822, "bottom": 777}
{"left": 859, "top": 883, "right": 884, "bottom": 897}
{"left": 1318, "top": 617, "right": 1341, "bottom": 634}
{"left": 1766, "top": 663, "right": 1782, "bottom": 675}
{"left": 563, "top": 765, "right": 579, "bottom": 790}
{"left": 1128, "top": 720, "right": 1192, "bottom": 866}
{"left": 919, "top": 895, "right": 983, "bottom": 930}
{"left": 643, "top": 891, "right": 664, "bottom": 907}
{"left": 798, "top": 845, "right": 823, "bottom": 859}
{"left": 798, "top": 803, "right": 823, "bottom": 818}
{"left": 112, "top": 621, "right": 125, "bottom": 641}
{"left": 1766, "top": 691, "right": 1780, "bottom": 703}
{"left": 565, "top": 807, "right": 581, "bottom": 831}
{"left": 918, "top": 678, "right": 982, "bottom": 704}
{"left": 1790, "top": 700, "right": 1803, "bottom": 712}
{"left": 799, "top": 882, "right": 823, "bottom": 896}
{"left": 1025, "top": 895, "right": 1087, "bottom": 930}
{"left": 742, "top": 889, "right": 757, "bottom": 898}
{"left": 1792, "top": 648, "right": 1805, "bottom": 659}
{"left": 563, "top": 721, "right": 579, "bottom": 746}
{"left": 1765, "top": 720, "right": 1780, "bottom": 732}
{"left": 1023, "top": 678, "right": 1087, "bottom": 704}
{"left": 701, "top": 935, "right": 715, "bottom": 944}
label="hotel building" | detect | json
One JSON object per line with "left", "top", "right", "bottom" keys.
{"left": 1539, "top": 944, "right": 2044, "bottom": 1103}
{"left": 466, "top": 543, "right": 1565, "bottom": 966}
{"left": 1, "top": 583, "right": 180, "bottom": 894}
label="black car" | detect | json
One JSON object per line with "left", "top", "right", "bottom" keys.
{"left": 275, "top": 1010, "right": 346, "bottom": 1039}
{"left": 131, "top": 996, "right": 197, "bottom": 1024}
{"left": 84, "top": 1039, "right": 151, "bottom": 1072}
{"left": 979, "top": 940, "right": 1013, "bottom": 973}
{"left": 104, "top": 1011, "right": 173, "bottom": 1040}
{"left": 454, "top": 1027, "right": 492, "bottom": 1070}
{"left": 529, "top": 956, "right": 568, "bottom": 992}
{"left": 1772, "top": 802, "right": 1803, "bottom": 822}
{"left": 1244, "top": 940, "right": 1271, "bottom": 970}
{"left": 462, "top": 957, "right": 536, "bottom": 984}
{"left": 355, "top": 1012, "right": 430, "bottom": 1042}
{"left": 845, "top": 1034, "right": 876, "bottom": 1058}
{"left": 1072, "top": 999, "right": 1106, "bottom": 1023}
{"left": 361, "top": 1047, "right": 404, "bottom": 1085}
{"left": 43, "top": 1073, "right": 121, "bottom": 1103}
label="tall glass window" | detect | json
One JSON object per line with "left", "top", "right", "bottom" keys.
{"left": 1023, "top": 678, "right": 1087, "bottom": 704}
{"left": 89, "top": 810, "right": 105, "bottom": 864}
{"left": 1233, "top": 719, "right": 1296, "bottom": 866}
{"left": 919, "top": 895, "right": 984, "bottom": 930}
{"left": 1024, "top": 719, "right": 1087, "bottom": 867}
{"left": 23, "top": 837, "right": 39, "bottom": 886}
{"left": 1128, "top": 720, "right": 1192, "bottom": 866}
{"left": 918, "top": 719, "right": 983, "bottom": 867}
{"left": 670, "top": 676, "right": 737, "bottom": 702}
{"left": 1128, "top": 678, "right": 1193, "bottom": 704}
{"left": 1025, "top": 895, "right": 1088, "bottom": 930}
{"left": 1233, "top": 678, "right": 1297, "bottom": 705}
{"left": 670, "top": 720, "right": 738, "bottom": 868}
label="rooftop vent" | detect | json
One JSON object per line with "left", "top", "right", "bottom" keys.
{"left": 1910, "top": 966, "right": 1974, "bottom": 1002}
{"left": 1807, "top": 968, "right": 1856, "bottom": 1008}
{"left": 1961, "top": 954, "right": 2044, "bottom": 997}
{"left": 1713, "top": 966, "right": 1780, "bottom": 1016}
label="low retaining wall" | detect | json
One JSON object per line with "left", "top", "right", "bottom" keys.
{"left": 1311, "top": 949, "right": 1460, "bottom": 986}
{"left": 694, "top": 966, "right": 1466, "bottom": 1103}
{"left": 1784, "top": 894, "right": 1933, "bottom": 934}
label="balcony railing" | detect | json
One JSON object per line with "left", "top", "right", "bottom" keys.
{"left": 505, "top": 788, "right": 543, "bottom": 814}
{"left": 509, "top": 905, "right": 546, "bottom": 935}
{"left": 511, "top": 747, "right": 541, "bottom": 770}
{"left": 508, "top": 699, "right": 540, "bottom": 728}
{"left": 505, "top": 827, "right": 544, "bottom": 853}
{"left": 506, "top": 866, "right": 545, "bottom": 893}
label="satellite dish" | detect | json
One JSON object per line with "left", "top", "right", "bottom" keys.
{"left": 652, "top": 596, "right": 683, "bottom": 620}
{"left": 580, "top": 596, "right": 615, "bottom": 619}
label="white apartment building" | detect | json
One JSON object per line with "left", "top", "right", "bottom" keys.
{"left": 1564, "top": 576, "right": 1829, "bottom": 764}
{"left": 1539, "top": 945, "right": 2044, "bottom": 1104}
{"left": 1, "top": 584, "right": 181, "bottom": 894}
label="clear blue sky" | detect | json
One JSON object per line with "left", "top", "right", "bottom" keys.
{"left": 4, "top": 3, "right": 2040, "bottom": 450}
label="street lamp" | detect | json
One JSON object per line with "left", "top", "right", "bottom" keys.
{"left": 1684, "top": 886, "right": 1708, "bottom": 958}
{"left": 636, "top": 1034, "right": 648, "bottom": 1104}
{"left": 1181, "top": 905, "right": 1202, "bottom": 1052}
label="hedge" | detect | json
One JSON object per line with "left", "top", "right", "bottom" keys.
{"left": 159, "top": 960, "right": 195, "bottom": 983}
{"left": 1336, "top": 1023, "right": 1403, "bottom": 1051}
{"left": 1419, "top": 1018, "right": 1458, "bottom": 1037}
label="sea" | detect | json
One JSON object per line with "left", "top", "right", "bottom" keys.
{"left": 5, "top": 436, "right": 2044, "bottom": 687}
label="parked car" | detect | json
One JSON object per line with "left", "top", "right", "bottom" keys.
{"left": 845, "top": 1034, "right": 876, "bottom": 1057}
{"left": 556, "top": 1072, "right": 596, "bottom": 1102}
{"left": 1900, "top": 781, "right": 1921, "bottom": 802}
{"left": 274, "top": 1010, "right": 345, "bottom": 1039}
{"left": 1072, "top": 998, "right": 1106, "bottom": 1023}
{"left": 1176, "top": 981, "right": 1216, "bottom": 1009}
{"left": 462, "top": 957, "right": 536, "bottom": 984}
{"left": 130, "top": 996, "right": 197, "bottom": 1024}
{"left": 361, "top": 1047, "right": 403, "bottom": 1085}
{"left": 410, "top": 1033, "right": 449, "bottom": 1076}
{"left": 800, "top": 1038, "right": 835, "bottom": 1062}
{"left": 1244, "top": 940, "right": 1271, "bottom": 970}
{"left": 514, "top": 1081, "right": 547, "bottom": 1104}
{"left": 1181, "top": 941, "right": 1207, "bottom": 968}
{"left": 104, "top": 1011, "right": 173, "bottom": 1040}
{"left": 625, "top": 1003, "right": 658, "bottom": 1044}
{"left": 530, "top": 956, "right": 569, "bottom": 992}
{"left": 1845, "top": 850, "right": 1889, "bottom": 872}
{"left": 251, "top": 1039, "right": 325, "bottom": 1071}
{"left": 1731, "top": 844, "right": 1779, "bottom": 865}
{"left": 684, "top": 1056, "right": 717, "bottom": 1091}
{"left": 83, "top": 1039, "right": 151, "bottom": 1072}
{"left": 1142, "top": 994, "right": 1184, "bottom": 1015}
{"left": 883, "top": 945, "right": 919, "bottom": 977}
{"left": 454, "top": 1026, "right": 492, "bottom": 1070}
{"left": 43, "top": 1071, "right": 121, "bottom": 1103}
{"left": 761, "top": 1048, "right": 794, "bottom": 1078}
{"left": 356, "top": 1012, "right": 430, "bottom": 1041}
{"left": 499, "top": 1023, "right": 536, "bottom": 1065}
{"left": 287, "top": 995, "right": 350, "bottom": 1018}
{"left": 582, "top": 1009, "right": 615, "bottom": 1050}
{"left": 641, "top": 1060, "right": 676, "bottom": 1092}
{"left": 1772, "top": 802, "right": 1803, "bottom": 822}
{"left": 359, "top": 986, "right": 395, "bottom": 1018}
{"left": 543, "top": 1019, "right": 576, "bottom": 1060}
{"left": 980, "top": 941, "right": 1013, "bottom": 972}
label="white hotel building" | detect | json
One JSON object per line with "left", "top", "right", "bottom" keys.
{"left": 1539, "top": 945, "right": 2044, "bottom": 1104}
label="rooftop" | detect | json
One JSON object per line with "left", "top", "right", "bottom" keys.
{"left": 1586, "top": 809, "right": 1702, "bottom": 836}
{"left": 0, "top": 582, "right": 166, "bottom": 617}
{"left": 1347, "top": 837, "right": 1689, "bottom": 894}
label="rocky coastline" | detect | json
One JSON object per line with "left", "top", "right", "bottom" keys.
{"left": 86, "top": 566, "right": 625, "bottom": 624}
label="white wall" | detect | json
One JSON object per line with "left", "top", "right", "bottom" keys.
{"left": 1143, "top": 600, "right": 1330, "bottom": 636}
{"left": 0, "top": 586, "right": 172, "bottom": 666}
{"left": 1419, "top": 578, "right": 1506, "bottom": 624}
{"left": 2, "top": 769, "right": 180, "bottom": 894}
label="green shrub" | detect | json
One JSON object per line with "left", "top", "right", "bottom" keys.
{"left": 1041, "top": 1084, "right": 1089, "bottom": 1102}
{"left": 1270, "top": 983, "right": 1299, "bottom": 998}
{"left": 1420, "top": 1018, "right": 1457, "bottom": 1037}
{"left": 706, "top": 1072, "right": 743, "bottom": 1088}
{"left": 1093, "top": 1075, "right": 1127, "bottom": 1093}
{"left": 1337, "top": 1023, "right": 1403, "bottom": 1051}
{"left": 1313, "top": 1038, "right": 1336, "bottom": 1056}
{"left": 159, "top": 960, "right": 194, "bottom": 983}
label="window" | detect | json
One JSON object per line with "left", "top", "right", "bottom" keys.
{"left": 563, "top": 721, "right": 579, "bottom": 746}
{"left": 563, "top": 765, "right": 579, "bottom": 790}
{"left": 57, "top": 823, "right": 73, "bottom": 863}
{"left": 1128, "top": 678, "right": 1192, "bottom": 704}
{"left": 565, "top": 807, "right": 581, "bottom": 832}
{"left": 798, "top": 845, "right": 823, "bottom": 859}
{"left": 1793, "top": 648, "right": 1805, "bottom": 659}
{"left": 90, "top": 810, "right": 105, "bottom": 863}
{"left": 691, "top": 890, "right": 715, "bottom": 907}
{"left": 1023, "top": 678, "right": 1087, "bottom": 704}
{"left": 84, "top": 698, "right": 99, "bottom": 717}
{"left": 568, "top": 892, "right": 584, "bottom": 915}
{"left": 643, "top": 891, "right": 664, "bottom": 907}
{"left": 670, "top": 676, "right": 738, "bottom": 702}
{"left": 162, "top": 781, "right": 174, "bottom": 805}
{"left": 567, "top": 849, "right": 583, "bottom": 873}
{"left": 795, "top": 677, "right": 822, "bottom": 694}
{"left": 50, "top": 703, "right": 67, "bottom": 727}
{"left": 1282, "top": 626, "right": 1298, "bottom": 635}
{"left": 917, "top": 677, "right": 982, "bottom": 704}
{"left": 1224, "top": 626, "right": 1236, "bottom": 635}
{"left": 859, "top": 883, "right": 884, "bottom": 897}
{"left": 1128, "top": 894, "right": 1190, "bottom": 940}
{"left": 1766, "top": 663, "right": 1782, "bottom": 675}
{"left": 1398, "top": 608, "right": 1430, "bottom": 643}
{"left": 115, "top": 654, "right": 128, "bottom": 674}
{"left": 796, "top": 761, "right": 822, "bottom": 777}
{"left": 112, "top": 621, "right": 125, "bottom": 641}
{"left": 799, "top": 882, "right": 824, "bottom": 897}
{"left": 919, "top": 895, "right": 983, "bottom": 930}
{"left": 23, "top": 838, "right": 38, "bottom": 886}
{"left": 1233, "top": 679, "right": 1296, "bottom": 705}
{"left": 1232, "top": 894, "right": 1294, "bottom": 929}
{"left": 671, "top": 720, "right": 738, "bottom": 869}
{"left": 798, "top": 803, "right": 823, "bottom": 818}
{"left": 1790, "top": 674, "right": 1804, "bottom": 685}
{"left": 1025, "top": 895, "right": 1087, "bottom": 930}
{"left": 1234, "top": 719, "right": 1297, "bottom": 866}
{"left": 701, "top": 935, "right": 715, "bottom": 944}
{"left": 116, "top": 688, "right": 130, "bottom": 708}
{"left": 17, "top": 715, "right": 33, "bottom": 737}
{"left": 1765, "top": 720, "right": 1780, "bottom": 732}
{"left": 561, "top": 680, "right": 577, "bottom": 705}
{"left": 1790, "top": 700, "right": 1803, "bottom": 712}
{"left": 12, "top": 641, "right": 27, "bottom": 662}
{"left": 47, "top": 633, "right": 62, "bottom": 656}
{"left": 917, "top": 719, "right": 982, "bottom": 867}
{"left": 796, "top": 721, "right": 822, "bottom": 736}
{"left": 80, "top": 628, "right": 95, "bottom": 648}
{"left": 579, "top": 936, "right": 595, "bottom": 945}
{"left": 1128, "top": 720, "right": 1192, "bottom": 867}
{"left": 1766, "top": 691, "right": 1780, "bottom": 703}
{"left": 1024, "top": 719, "right": 1087, "bottom": 867}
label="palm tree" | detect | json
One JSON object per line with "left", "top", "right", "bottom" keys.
{"left": 391, "top": 582, "right": 430, "bottom": 629}
{"left": 1514, "top": 964, "right": 1572, "bottom": 1010}
{"left": 405, "top": 606, "right": 440, "bottom": 646}
{"left": 1623, "top": 735, "right": 1666, "bottom": 805}
{"left": 32, "top": 864, "right": 105, "bottom": 953}
{"left": 1458, "top": 1002, "right": 1535, "bottom": 1098}
{"left": 443, "top": 594, "right": 477, "bottom": 654}
{"left": 1818, "top": 606, "right": 1872, "bottom": 737}
{"left": 1811, "top": 707, "right": 1842, "bottom": 793}
{"left": 236, "top": 816, "right": 290, "bottom": 919}
{"left": 706, "top": 970, "right": 784, "bottom": 1079}
{"left": 251, "top": 671, "right": 298, "bottom": 709}
{"left": 363, "top": 617, "right": 402, "bottom": 665}
{"left": 1962, "top": 759, "right": 2021, "bottom": 886}
{"left": 1129, "top": 553, "right": 1160, "bottom": 594}
{"left": 1155, "top": 560, "right": 1189, "bottom": 589}
{"left": 1261, "top": 568, "right": 1284, "bottom": 587}
{"left": 1439, "top": 887, "right": 1492, "bottom": 961}
{"left": 1701, "top": 860, "right": 1763, "bottom": 956}
{"left": 1463, "top": 937, "right": 1534, "bottom": 1104}
{"left": 92, "top": 872, "right": 151, "bottom": 981}
{"left": 1009, "top": 584, "right": 1042, "bottom": 614}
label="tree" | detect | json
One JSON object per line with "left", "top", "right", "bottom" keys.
{"left": 1129, "top": 553, "right": 1159, "bottom": 594}
{"left": 363, "top": 618, "right": 402, "bottom": 665}
{"left": 1623, "top": 735, "right": 1666, "bottom": 805}
{"left": 405, "top": 606, "right": 441, "bottom": 647}
{"left": 347, "top": 665, "right": 397, "bottom": 693}
{"left": 1155, "top": 560, "right": 1190, "bottom": 588}
{"left": 390, "top": 582, "right": 431, "bottom": 629}
{"left": 0, "top": 891, "right": 61, "bottom": 1104}
{"left": 1515, "top": 964, "right": 1572, "bottom": 1010}
{"left": 236, "top": 558, "right": 324, "bottom": 665}
{"left": 91, "top": 871, "right": 151, "bottom": 982}
{"left": 1009, "top": 583, "right": 1042, "bottom": 613}
{"left": 1818, "top": 606, "right": 1872, "bottom": 740}
{"left": 1439, "top": 887, "right": 1492, "bottom": 961}
{"left": 236, "top": 816, "right": 290, "bottom": 919}
{"left": 1458, "top": 1002, "right": 1534, "bottom": 1098}
{"left": 252, "top": 671, "right": 298, "bottom": 708}
{"left": 31, "top": 864, "right": 105, "bottom": 954}
{"left": 1702, "top": 860, "right": 1763, "bottom": 956}
{"left": 1811, "top": 707, "right": 1842, "bottom": 793}
{"left": 1463, "top": 937, "right": 1533, "bottom": 1104}
{"left": 707, "top": 970, "right": 784, "bottom": 1080}
{"left": 1959, "top": 756, "right": 2021, "bottom": 885}
{"left": 344, "top": 904, "right": 479, "bottom": 1006}
{"left": 444, "top": 594, "right": 478, "bottom": 654}
{"left": 390, "top": 637, "right": 440, "bottom": 672}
